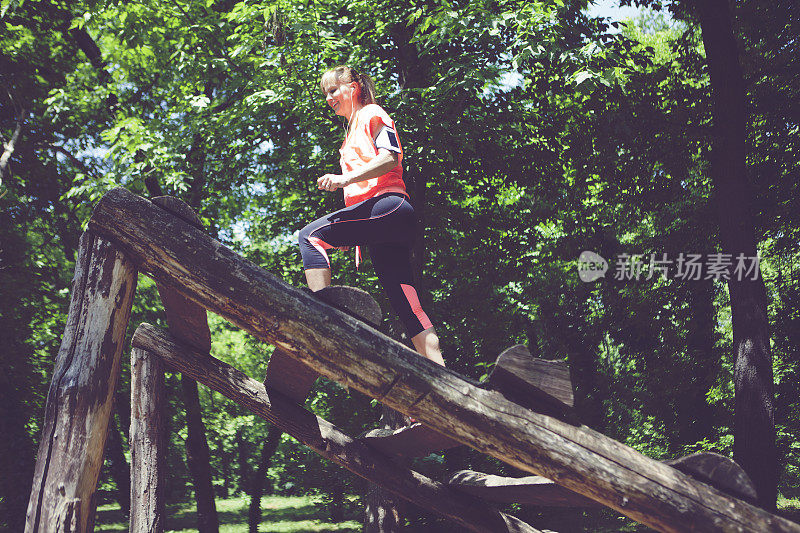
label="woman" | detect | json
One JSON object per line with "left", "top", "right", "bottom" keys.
{"left": 298, "top": 65, "right": 444, "bottom": 367}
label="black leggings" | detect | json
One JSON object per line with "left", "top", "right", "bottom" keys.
{"left": 298, "top": 193, "right": 433, "bottom": 337}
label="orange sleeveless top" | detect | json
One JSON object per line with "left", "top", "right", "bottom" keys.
{"left": 339, "top": 104, "right": 407, "bottom": 207}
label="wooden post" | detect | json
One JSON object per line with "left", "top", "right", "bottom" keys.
{"left": 131, "top": 324, "right": 542, "bottom": 533}
{"left": 130, "top": 347, "right": 165, "bottom": 532}
{"left": 25, "top": 232, "right": 137, "bottom": 533}
{"left": 89, "top": 187, "right": 800, "bottom": 533}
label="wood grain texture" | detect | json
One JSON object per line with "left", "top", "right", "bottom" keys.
{"left": 264, "top": 286, "right": 382, "bottom": 403}
{"left": 448, "top": 453, "right": 756, "bottom": 510}
{"left": 361, "top": 423, "right": 461, "bottom": 457}
{"left": 26, "top": 231, "right": 137, "bottom": 533}
{"left": 484, "top": 346, "right": 576, "bottom": 422}
{"left": 130, "top": 348, "right": 165, "bottom": 533}
{"left": 132, "top": 323, "right": 541, "bottom": 533}
{"left": 448, "top": 470, "right": 601, "bottom": 508}
{"left": 315, "top": 285, "right": 382, "bottom": 328}
{"left": 88, "top": 188, "right": 800, "bottom": 533}
{"left": 667, "top": 452, "right": 757, "bottom": 503}
{"left": 151, "top": 197, "right": 211, "bottom": 353}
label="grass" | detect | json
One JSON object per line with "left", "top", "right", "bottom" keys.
{"left": 94, "top": 495, "right": 361, "bottom": 533}
{"left": 778, "top": 496, "right": 800, "bottom": 524}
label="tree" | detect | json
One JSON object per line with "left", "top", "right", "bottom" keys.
{"left": 690, "top": 0, "right": 777, "bottom": 509}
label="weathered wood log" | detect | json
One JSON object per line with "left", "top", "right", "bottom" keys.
{"left": 667, "top": 452, "right": 758, "bottom": 503}
{"left": 448, "top": 470, "right": 602, "bottom": 508}
{"left": 362, "top": 345, "right": 575, "bottom": 457}
{"left": 131, "top": 323, "right": 541, "bottom": 533}
{"left": 130, "top": 347, "right": 165, "bottom": 533}
{"left": 315, "top": 285, "right": 382, "bottom": 328}
{"left": 361, "top": 423, "right": 461, "bottom": 458}
{"left": 88, "top": 188, "right": 800, "bottom": 533}
{"left": 264, "top": 286, "right": 380, "bottom": 403}
{"left": 448, "top": 453, "right": 757, "bottom": 510}
{"left": 484, "top": 346, "right": 577, "bottom": 422}
{"left": 363, "top": 407, "right": 407, "bottom": 533}
{"left": 150, "top": 196, "right": 218, "bottom": 533}
{"left": 151, "top": 196, "right": 211, "bottom": 354}
{"left": 26, "top": 231, "right": 137, "bottom": 533}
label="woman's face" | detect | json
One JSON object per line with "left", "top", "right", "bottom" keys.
{"left": 323, "top": 79, "right": 358, "bottom": 119}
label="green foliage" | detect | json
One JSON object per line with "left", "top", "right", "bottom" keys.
{"left": 3, "top": 0, "right": 799, "bottom": 528}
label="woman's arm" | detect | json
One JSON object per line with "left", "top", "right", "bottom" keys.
{"left": 317, "top": 149, "right": 399, "bottom": 191}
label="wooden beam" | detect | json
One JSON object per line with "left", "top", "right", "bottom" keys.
{"left": 26, "top": 231, "right": 137, "bottom": 533}
{"left": 130, "top": 347, "right": 166, "bottom": 532}
{"left": 361, "top": 423, "right": 461, "bottom": 458}
{"left": 88, "top": 188, "right": 800, "bottom": 533}
{"left": 264, "top": 286, "right": 382, "bottom": 403}
{"left": 448, "top": 470, "right": 601, "bottom": 508}
{"left": 151, "top": 196, "right": 211, "bottom": 354}
{"left": 362, "top": 345, "right": 576, "bottom": 458}
{"left": 314, "top": 285, "right": 382, "bottom": 328}
{"left": 448, "top": 453, "right": 757, "bottom": 510}
{"left": 667, "top": 452, "right": 757, "bottom": 503}
{"left": 484, "top": 346, "right": 577, "bottom": 422}
{"left": 131, "top": 323, "right": 542, "bottom": 533}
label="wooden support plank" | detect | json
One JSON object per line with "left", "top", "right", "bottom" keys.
{"left": 362, "top": 345, "right": 575, "bottom": 457}
{"left": 448, "top": 470, "right": 602, "bottom": 508}
{"left": 131, "top": 324, "right": 542, "bottom": 533}
{"left": 667, "top": 452, "right": 757, "bottom": 503}
{"left": 448, "top": 452, "right": 758, "bottom": 510}
{"left": 26, "top": 231, "right": 137, "bottom": 533}
{"left": 151, "top": 196, "right": 211, "bottom": 353}
{"left": 263, "top": 347, "right": 320, "bottom": 402}
{"left": 264, "top": 286, "right": 382, "bottom": 403}
{"left": 484, "top": 345, "right": 577, "bottom": 423}
{"left": 361, "top": 423, "right": 461, "bottom": 458}
{"left": 130, "top": 347, "right": 165, "bottom": 533}
{"left": 315, "top": 285, "right": 382, "bottom": 328}
{"left": 88, "top": 187, "right": 800, "bottom": 533}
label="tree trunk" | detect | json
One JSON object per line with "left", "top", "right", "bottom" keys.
{"left": 25, "top": 231, "right": 137, "bottom": 532}
{"left": 248, "top": 424, "right": 282, "bottom": 533}
{"left": 0, "top": 107, "right": 27, "bottom": 184}
{"left": 237, "top": 430, "right": 250, "bottom": 496}
{"left": 182, "top": 377, "right": 219, "bottom": 531}
{"left": 363, "top": 407, "right": 407, "bottom": 533}
{"left": 215, "top": 433, "right": 230, "bottom": 499}
{"left": 677, "top": 279, "right": 719, "bottom": 447}
{"left": 693, "top": 0, "right": 777, "bottom": 509}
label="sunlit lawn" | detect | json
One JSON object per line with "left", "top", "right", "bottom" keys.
{"left": 92, "top": 493, "right": 800, "bottom": 532}
{"left": 94, "top": 495, "right": 361, "bottom": 533}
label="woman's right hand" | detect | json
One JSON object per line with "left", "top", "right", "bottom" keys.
{"left": 317, "top": 173, "right": 349, "bottom": 191}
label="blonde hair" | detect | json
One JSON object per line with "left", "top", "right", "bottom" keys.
{"left": 320, "top": 65, "right": 377, "bottom": 106}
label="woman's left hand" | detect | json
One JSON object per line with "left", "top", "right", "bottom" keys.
{"left": 317, "top": 173, "right": 348, "bottom": 191}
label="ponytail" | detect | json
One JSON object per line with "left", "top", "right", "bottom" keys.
{"left": 320, "top": 65, "right": 378, "bottom": 105}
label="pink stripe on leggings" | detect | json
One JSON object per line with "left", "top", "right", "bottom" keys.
{"left": 400, "top": 284, "right": 433, "bottom": 331}
{"left": 308, "top": 236, "right": 332, "bottom": 269}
